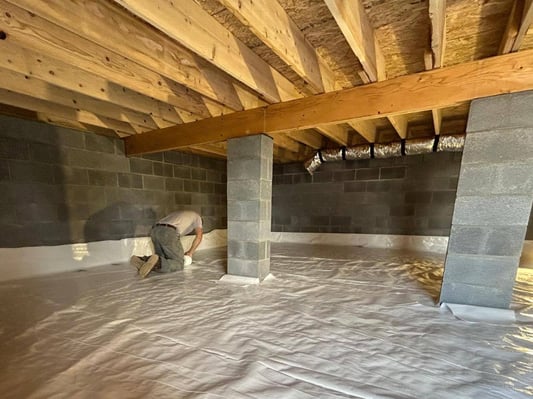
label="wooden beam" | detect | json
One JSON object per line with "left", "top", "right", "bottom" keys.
{"left": 424, "top": 50, "right": 443, "bottom": 135}
{"left": 218, "top": 0, "right": 338, "bottom": 94}
{"left": 0, "top": 103, "right": 120, "bottom": 137}
{"left": 331, "top": 6, "right": 410, "bottom": 141}
{"left": 386, "top": 115, "right": 408, "bottom": 139}
{"left": 315, "top": 125, "right": 350, "bottom": 146}
{"left": 286, "top": 130, "right": 324, "bottom": 149}
{"left": 429, "top": 0, "right": 446, "bottom": 68}
{"left": 0, "top": 2, "right": 207, "bottom": 122}
{"left": 324, "top": 0, "right": 381, "bottom": 82}
{"left": 6, "top": 0, "right": 250, "bottom": 112}
{"left": 124, "top": 50, "right": 533, "bottom": 155}
{"left": 112, "top": 0, "right": 301, "bottom": 103}
{"left": 0, "top": 89, "right": 136, "bottom": 135}
{"left": 270, "top": 134, "right": 304, "bottom": 154}
{"left": 0, "top": 67, "right": 159, "bottom": 131}
{"left": 347, "top": 120, "right": 377, "bottom": 143}
{"left": 499, "top": 0, "right": 533, "bottom": 53}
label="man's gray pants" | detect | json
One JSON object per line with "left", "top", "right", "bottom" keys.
{"left": 150, "top": 225, "right": 184, "bottom": 272}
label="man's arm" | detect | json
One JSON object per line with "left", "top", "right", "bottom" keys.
{"left": 185, "top": 227, "right": 203, "bottom": 256}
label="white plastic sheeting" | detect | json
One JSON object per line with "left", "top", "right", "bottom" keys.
{"left": 0, "top": 229, "right": 227, "bottom": 282}
{"left": 0, "top": 243, "right": 531, "bottom": 398}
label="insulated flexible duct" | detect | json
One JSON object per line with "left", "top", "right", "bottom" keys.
{"left": 304, "top": 134, "right": 465, "bottom": 174}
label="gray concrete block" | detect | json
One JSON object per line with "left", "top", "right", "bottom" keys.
{"left": 467, "top": 94, "right": 512, "bottom": 133}
{"left": 142, "top": 152, "right": 163, "bottom": 162}
{"left": 130, "top": 157, "right": 153, "bottom": 174}
{"left": 143, "top": 175, "right": 165, "bottom": 191}
{"left": 291, "top": 173, "right": 312, "bottom": 184}
{"left": 366, "top": 181, "right": 391, "bottom": 192}
{"left": 448, "top": 225, "right": 527, "bottom": 256}
{"left": 0, "top": 160, "right": 9, "bottom": 181}
{"left": 85, "top": 134, "right": 116, "bottom": 153}
{"left": 228, "top": 240, "right": 270, "bottom": 260}
{"left": 312, "top": 171, "right": 334, "bottom": 183}
{"left": 65, "top": 148, "right": 103, "bottom": 169}
{"left": 439, "top": 282, "right": 513, "bottom": 308}
{"left": 443, "top": 253, "right": 519, "bottom": 287}
{"left": 88, "top": 170, "right": 118, "bottom": 186}
{"left": 199, "top": 182, "right": 214, "bottom": 193}
{"left": 467, "top": 90, "right": 533, "bottom": 132}
{"left": 54, "top": 166, "right": 89, "bottom": 185}
{"left": 228, "top": 157, "right": 271, "bottom": 181}
{"left": 52, "top": 127, "right": 85, "bottom": 149}
{"left": 191, "top": 168, "right": 207, "bottom": 181}
{"left": 333, "top": 170, "right": 355, "bottom": 181}
{"left": 0, "top": 136, "right": 29, "bottom": 161}
{"left": 9, "top": 160, "right": 55, "bottom": 184}
{"left": 457, "top": 162, "right": 533, "bottom": 196}
{"left": 173, "top": 165, "right": 191, "bottom": 179}
{"left": 405, "top": 191, "right": 432, "bottom": 204}
{"left": 166, "top": 178, "right": 184, "bottom": 192}
{"left": 227, "top": 220, "right": 271, "bottom": 241}
{"left": 431, "top": 191, "right": 456, "bottom": 204}
{"left": 390, "top": 205, "right": 415, "bottom": 217}
{"left": 228, "top": 200, "right": 270, "bottom": 221}
{"left": 356, "top": 168, "right": 379, "bottom": 180}
{"left": 273, "top": 175, "right": 291, "bottom": 185}
{"left": 380, "top": 166, "right": 405, "bottom": 179}
{"left": 452, "top": 195, "right": 532, "bottom": 226}
{"left": 227, "top": 134, "right": 273, "bottom": 160}
{"left": 227, "top": 180, "right": 271, "bottom": 201}
{"left": 183, "top": 180, "right": 199, "bottom": 192}
{"left": 174, "top": 192, "right": 192, "bottom": 205}
{"left": 344, "top": 181, "right": 366, "bottom": 192}
{"left": 118, "top": 173, "right": 143, "bottom": 189}
{"left": 29, "top": 142, "right": 60, "bottom": 164}
{"left": 462, "top": 129, "right": 533, "bottom": 164}
{"left": 228, "top": 258, "right": 270, "bottom": 280}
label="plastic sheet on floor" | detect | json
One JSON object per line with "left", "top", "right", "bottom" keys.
{"left": 0, "top": 243, "right": 531, "bottom": 398}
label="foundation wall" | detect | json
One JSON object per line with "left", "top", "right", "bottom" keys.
{"left": 0, "top": 115, "right": 227, "bottom": 247}
{"left": 273, "top": 151, "right": 533, "bottom": 238}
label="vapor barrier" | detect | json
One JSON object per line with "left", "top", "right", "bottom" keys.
{"left": 0, "top": 243, "right": 531, "bottom": 398}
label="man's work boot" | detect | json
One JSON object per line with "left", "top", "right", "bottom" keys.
{"left": 130, "top": 255, "right": 145, "bottom": 270}
{"left": 139, "top": 254, "right": 160, "bottom": 278}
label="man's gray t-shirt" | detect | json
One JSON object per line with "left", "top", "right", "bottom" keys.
{"left": 158, "top": 211, "right": 202, "bottom": 236}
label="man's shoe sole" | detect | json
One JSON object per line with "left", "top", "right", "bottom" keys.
{"left": 139, "top": 255, "right": 159, "bottom": 278}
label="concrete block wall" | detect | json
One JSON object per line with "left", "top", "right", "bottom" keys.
{"left": 227, "top": 135, "right": 273, "bottom": 280}
{"left": 272, "top": 151, "right": 466, "bottom": 236}
{"left": 0, "top": 115, "right": 226, "bottom": 247}
{"left": 440, "top": 91, "right": 533, "bottom": 308}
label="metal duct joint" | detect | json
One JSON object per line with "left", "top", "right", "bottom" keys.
{"left": 321, "top": 148, "right": 344, "bottom": 162}
{"left": 304, "top": 152, "right": 322, "bottom": 174}
{"left": 374, "top": 142, "right": 401, "bottom": 158}
{"left": 345, "top": 145, "right": 371, "bottom": 160}
{"left": 404, "top": 138, "right": 434, "bottom": 155}
{"left": 304, "top": 134, "right": 466, "bottom": 174}
{"left": 437, "top": 134, "right": 465, "bottom": 151}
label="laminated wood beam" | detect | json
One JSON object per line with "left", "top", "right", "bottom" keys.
{"left": 124, "top": 50, "right": 533, "bottom": 155}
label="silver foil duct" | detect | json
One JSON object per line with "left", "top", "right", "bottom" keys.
{"left": 405, "top": 138, "right": 434, "bottom": 155}
{"left": 374, "top": 142, "right": 402, "bottom": 158}
{"left": 321, "top": 148, "right": 344, "bottom": 162}
{"left": 345, "top": 145, "right": 371, "bottom": 160}
{"left": 304, "top": 152, "right": 322, "bottom": 175}
{"left": 437, "top": 134, "right": 465, "bottom": 152}
{"left": 304, "top": 134, "right": 465, "bottom": 174}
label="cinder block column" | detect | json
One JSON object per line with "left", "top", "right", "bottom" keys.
{"left": 226, "top": 134, "right": 273, "bottom": 281}
{"left": 440, "top": 91, "right": 533, "bottom": 308}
